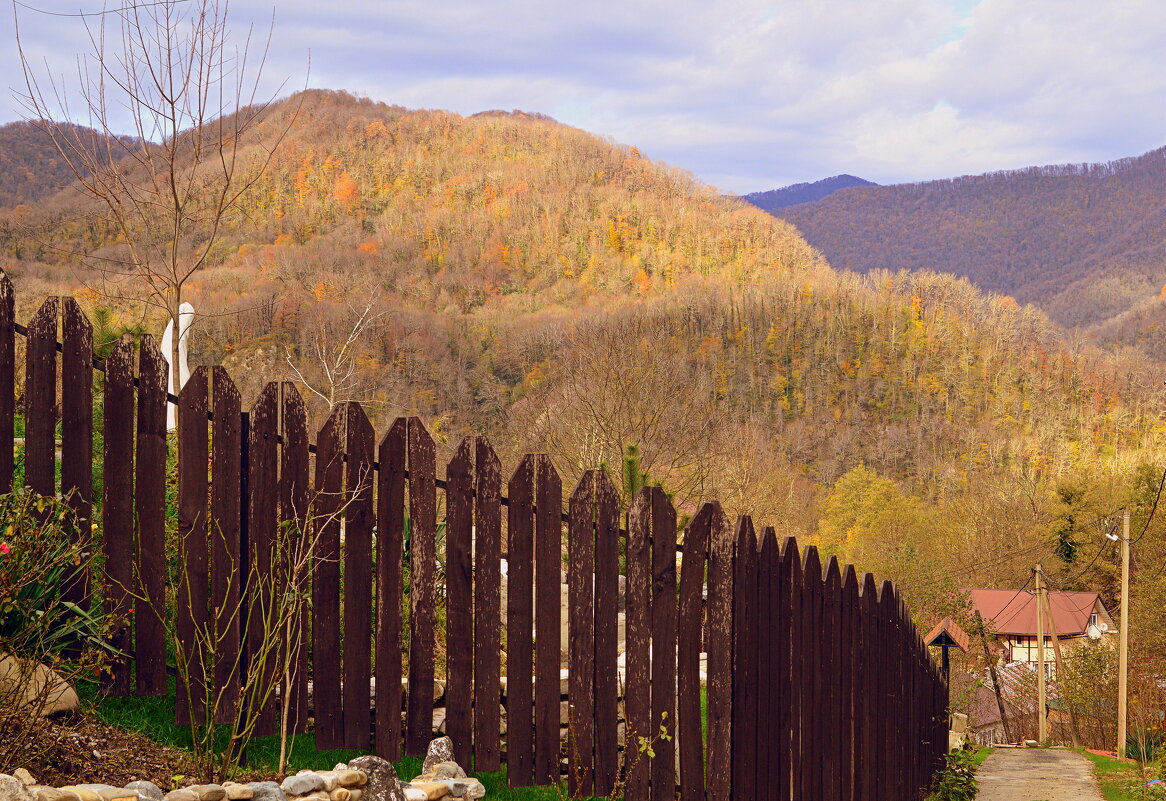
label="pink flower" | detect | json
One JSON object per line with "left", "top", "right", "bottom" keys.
{"left": 0, "top": 543, "right": 9, "bottom": 555}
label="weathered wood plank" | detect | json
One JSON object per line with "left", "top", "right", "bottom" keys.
{"left": 505, "top": 455, "right": 535, "bottom": 787}
{"left": 704, "top": 505, "right": 732, "bottom": 801}
{"left": 624, "top": 487, "right": 655, "bottom": 801}
{"left": 24, "top": 297, "right": 57, "bottom": 498}
{"left": 729, "top": 517, "right": 756, "bottom": 801}
{"left": 0, "top": 271, "right": 14, "bottom": 490}
{"left": 102, "top": 335, "right": 135, "bottom": 696}
{"left": 754, "top": 530, "right": 778, "bottom": 793}
{"left": 247, "top": 383, "right": 280, "bottom": 736}
{"left": 533, "top": 455, "right": 562, "bottom": 785}
{"left": 801, "top": 547, "right": 823, "bottom": 801}
{"left": 135, "top": 335, "right": 168, "bottom": 696}
{"left": 405, "top": 418, "right": 437, "bottom": 756}
{"left": 313, "top": 407, "right": 344, "bottom": 749}
{"left": 375, "top": 417, "right": 407, "bottom": 759}
{"left": 176, "top": 367, "right": 209, "bottom": 725}
{"left": 841, "top": 564, "right": 859, "bottom": 801}
{"left": 648, "top": 487, "right": 676, "bottom": 801}
{"left": 567, "top": 471, "right": 597, "bottom": 797}
{"left": 211, "top": 368, "right": 242, "bottom": 722}
{"left": 61, "top": 298, "right": 93, "bottom": 621}
{"left": 473, "top": 437, "right": 502, "bottom": 772}
{"left": 280, "top": 383, "right": 310, "bottom": 736}
{"left": 342, "top": 402, "right": 375, "bottom": 749}
{"left": 445, "top": 438, "right": 474, "bottom": 768}
{"left": 592, "top": 471, "right": 619, "bottom": 796}
{"left": 677, "top": 504, "right": 712, "bottom": 801}
{"left": 823, "top": 557, "right": 842, "bottom": 801}
{"left": 779, "top": 536, "right": 799, "bottom": 801}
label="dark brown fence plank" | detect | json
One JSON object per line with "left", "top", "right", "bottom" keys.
{"left": 211, "top": 368, "right": 242, "bottom": 722}
{"left": 61, "top": 298, "right": 93, "bottom": 618}
{"left": 592, "top": 472, "right": 619, "bottom": 796}
{"left": 102, "top": 335, "right": 135, "bottom": 696}
{"left": 841, "top": 564, "right": 859, "bottom": 801}
{"left": 780, "top": 537, "right": 799, "bottom": 801}
{"left": 24, "top": 297, "right": 57, "bottom": 498}
{"left": 473, "top": 437, "right": 503, "bottom": 772}
{"left": 624, "top": 488, "right": 655, "bottom": 801}
{"left": 280, "top": 383, "right": 310, "bottom": 736}
{"left": 506, "top": 455, "right": 535, "bottom": 787}
{"left": 677, "top": 503, "right": 712, "bottom": 801}
{"left": 342, "top": 402, "right": 375, "bottom": 749}
{"left": 313, "top": 407, "right": 344, "bottom": 749}
{"left": 533, "top": 454, "right": 562, "bottom": 785}
{"left": 136, "top": 334, "right": 168, "bottom": 697}
{"left": 730, "top": 518, "right": 757, "bottom": 801}
{"left": 754, "top": 530, "right": 778, "bottom": 794}
{"left": 824, "top": 557, "right": 842, "bottom": 801}
{"left": 704, "top": 505, "right": 731, "bottom": 801}
{"left": 648, "top": 487, "right": 676, "bottom": 801}
{"left": 405, "top": 418, "right": 437, "bottom": 756}
{"left": 375, "top": 417, "right": 407, "bottom": 759}
{"left": 567, "top": 472, "right": 597, "bottom": 797}
{"left": 176, "top": 367, "right": 209, "bottom": 725}
{"left": 801, "top": 547, "right": 823, "bottom": 801}
{"left": 247, "top": 383, "right": 280, "bottom": 736}
{"left": 858, "top": 573, "right": 878, "bottom": 801}
{"left": 446, "top": 438, "right": 475, "bottom": 768}
{"left": 0, "top": 271, "right": 13, "bottom": 490}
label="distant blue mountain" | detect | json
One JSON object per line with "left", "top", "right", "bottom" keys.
{"left": 742, "top": 174, "right": 877, "bottom": 212}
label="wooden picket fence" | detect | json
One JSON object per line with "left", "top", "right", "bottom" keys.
{"left": 0, "top": 273, "right": 948, "bottom": 801}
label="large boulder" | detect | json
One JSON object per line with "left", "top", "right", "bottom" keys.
{"left": 0, "top": 653, "right": 78, "bottom": 715}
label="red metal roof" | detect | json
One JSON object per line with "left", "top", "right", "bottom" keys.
{"left": 969, "top": 589, "right": 1103, "bottom": 637}
{"left": 924, "top": 616, "right": 971, "bottom": 652}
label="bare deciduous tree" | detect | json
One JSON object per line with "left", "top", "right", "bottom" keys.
{"left": 13, "top": 0, "right": 299, "bottom": 388}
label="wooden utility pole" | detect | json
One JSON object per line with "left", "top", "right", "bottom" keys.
{"left": 975, "top": 611, "right": 1013, "bottom": 743}
{"left": 1042, "top": 575, "right": 1082, "bottom": 747}
{"left": 1036, "top": 564, "right": 1048, "bottom": 743}
{"left": 1118, "top": 511, "right": 1130, "bottom": 758}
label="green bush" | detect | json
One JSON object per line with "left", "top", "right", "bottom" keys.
{"left": 927, "top": 748, "right": 980, "bottom": 801}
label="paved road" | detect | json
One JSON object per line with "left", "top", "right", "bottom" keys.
{"left": 976, "top": 748, "right": 1104, "bottom": 800}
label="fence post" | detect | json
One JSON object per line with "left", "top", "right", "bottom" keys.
{"left": 375, "top": 417, "right": 407, "bottom": 759}
{"left": 506, "top": 455, "right": 535, "bottom": 786}
{"left": 209, "top": 368, "right": 243, "bottom": 721}
{"left": 533, "top": 455, "right": 562, "bottom": 785}
{"left": 247, "top": 383, "right": 280, "bottom": 736}
{"left": 677, "top": 503, "right": 714, "bottom": 801}
{"left": 102, "top": 335, "right": 135, "bottom": 697}
{"left": 24, "top": 298, "right": 57, "bottom": 499}
{"left": 473, "top": 437, "right": 503, "bottom": 772}
{"left": 280, "top": 382, "right": 311, "bottom": 736}
{"left": 730, "top": 518, "right": 757, "bottom": 801}
{"left": 405, "top": 417, "right": 438, "bottom": 756}
{"left": 135, "top": 334, "right": 168, "bottom": 697}
{"left": 176, "top": 367, "right": 209, "bottom": 725}
{"left": 704, "top": 506, "right": 732, "bottom": 801}
{"left": 313, "top": 405, "right": 344, "bottom": 749}
{"left": 446, "top": 438, "right": 475, "bottom": 768}
{"left": 648, "top": 487, "right": 677, "bottom": 801}
{"left": 61, "top": 298, "right": 93, "bottom": 619}
{"left": 0, "top": 271, "right": 13, "bottom": 491}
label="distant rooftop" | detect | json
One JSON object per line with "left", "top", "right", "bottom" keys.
{"left": 968, "top": 589, "right": 1109, "bottom": 637}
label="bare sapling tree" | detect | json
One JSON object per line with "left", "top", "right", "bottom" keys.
{"left": 13, "top": 0, "right": 299, "bottom": 390}
{"left": 284, "top": 299, "right": 384, "bottom": 412}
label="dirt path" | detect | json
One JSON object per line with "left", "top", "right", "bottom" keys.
{"left": 976, "top": 748, "right": 1104, "bottom": 800}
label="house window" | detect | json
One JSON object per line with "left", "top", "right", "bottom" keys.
{"left": 1090, "top": 613, "right": 1098, "bottom": 627}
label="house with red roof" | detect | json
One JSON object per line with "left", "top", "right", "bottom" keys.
{"left": 968, "top": 588, "right": 1117, "bottom": 678}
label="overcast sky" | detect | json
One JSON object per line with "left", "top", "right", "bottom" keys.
{"left": 4, "top": 0, "right": 1166, "bottom": 193}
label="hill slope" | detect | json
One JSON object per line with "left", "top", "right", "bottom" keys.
{"left": 0, "top": 121, "right": 132, "bottom": 207}
{"left": 2, "top": 90, "right": 1164, "bottom": 610}
{"left": 743, "top": 174, "right": 876, "bottom": 212}
{"left": 773, "top": 148, "right": 1166, "bottom": 346}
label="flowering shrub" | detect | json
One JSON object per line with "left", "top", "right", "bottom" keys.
{"left": 0, "top": 488, "right": 109, "bottom": 771}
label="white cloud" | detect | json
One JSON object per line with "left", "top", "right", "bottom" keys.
{"left": 3, "top": 0, "right": 1165, "bottom": 193}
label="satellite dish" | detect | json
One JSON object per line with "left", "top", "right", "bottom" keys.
{"left": 1087, "top": 624, "right": 1103, "bottom": 640}
{"left": 1099, "top": 622, "right": 1109, "bottom": 632}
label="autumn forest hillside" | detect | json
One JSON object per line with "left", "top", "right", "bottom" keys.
{"left": 773, "top": 148, "right": 1166, "bottom": 357}
{"left": 3, "top": 89, "right": 1166, "bottom": 638}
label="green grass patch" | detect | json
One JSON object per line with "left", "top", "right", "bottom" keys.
{"left": 1078, "top": 750, "right": 1142, "bottom": 801}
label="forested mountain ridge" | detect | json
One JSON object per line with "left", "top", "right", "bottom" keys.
{"left": 2, "top": 89, "right": 1165, "bottom": 622}
{"left": 743, "top": 174, "right": 876, "bottom": 212}
{"left": 772, "top": 147, "right": 1166, "bottom": 354}
{"left": 0, "top": 121, "right": 132, "bottom": 208}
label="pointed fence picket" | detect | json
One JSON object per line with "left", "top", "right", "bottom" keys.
{"left": 3, "top": 275, "right": 949, "bottom": 801}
